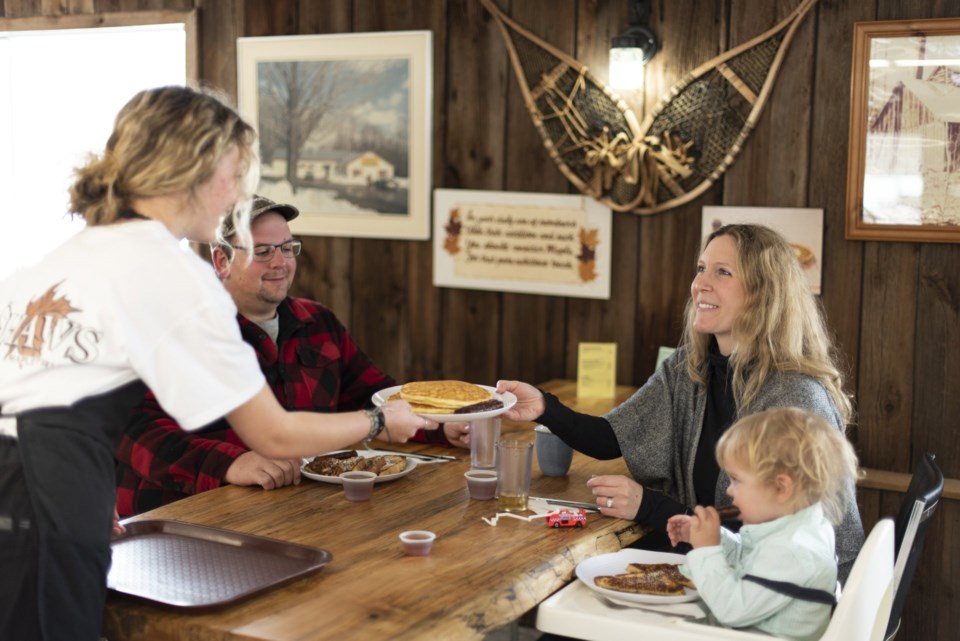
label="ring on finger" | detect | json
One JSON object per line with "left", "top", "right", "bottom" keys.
{"left": 606, "top": 497, "right": 614, "bottom": 509}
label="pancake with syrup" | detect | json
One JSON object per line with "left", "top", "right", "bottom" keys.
{"left": 392, "top": 380, "right": 497, "bottom": 414}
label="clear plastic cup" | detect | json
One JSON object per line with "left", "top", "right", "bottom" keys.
{"left": 339, "top": 471, "right": 376, "bottom": 501}
{"left": 399, "top": 530, "right": 436, "bottom": 556}
{"left": 496, "top": 439, "right": 533, "bottom": 512}
{"left": 469, "top": 418, "right": 501, "bottom": 469}
{"left": 464, "top": 469, "right": 498, "bottom": 500}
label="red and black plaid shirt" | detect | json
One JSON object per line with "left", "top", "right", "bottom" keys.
{"left": 115, "top": 296, "right": 442, "bottom": 516}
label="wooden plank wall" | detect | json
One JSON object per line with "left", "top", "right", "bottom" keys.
{"left": 2, "top": 1, "right": 956, "bottom": 639}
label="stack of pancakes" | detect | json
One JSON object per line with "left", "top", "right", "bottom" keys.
{"left": 391, "top": 380, "right": 502, "bottom": 415}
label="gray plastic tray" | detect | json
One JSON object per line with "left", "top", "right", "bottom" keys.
{"left": 108, "top": 519, "right": 332, "bottom": 608}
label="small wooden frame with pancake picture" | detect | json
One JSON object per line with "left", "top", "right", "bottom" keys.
{"left": 701, "top": 206, "right": 824, "bottom": 295}
{"left": 433, "top": 189, "right": 612, "bottom": 300}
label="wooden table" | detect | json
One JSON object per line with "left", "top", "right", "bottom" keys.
{"left": 103, "top": 380, "right": 639, "bottom": 641}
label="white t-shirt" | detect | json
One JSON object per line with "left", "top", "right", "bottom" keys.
{"left": 0, "top": 221, "right": 264, "bottom": 430}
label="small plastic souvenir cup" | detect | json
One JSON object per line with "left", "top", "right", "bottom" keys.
{"left": 339, "top": 471, "right": 377, "bottom": 501}
{"left": 399, "top": 530, "right": 436, "bottom": 556}
{"left": 464, "top": 470, "right": 498, "bottom": 500}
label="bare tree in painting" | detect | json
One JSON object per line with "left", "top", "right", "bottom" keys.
{"left": 257, "top": 61, "right": 341, "bottom": 193}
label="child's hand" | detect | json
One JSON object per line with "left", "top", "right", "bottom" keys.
{"left": 688, "top": 506, "right": 721, "bottom": 548}
{"left": 666, "top": 514, "right": 692, "bottom": 547}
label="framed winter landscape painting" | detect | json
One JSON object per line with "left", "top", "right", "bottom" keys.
{"left": 238, "top": 31, "right": 432, "bottom": 239}
{"left": 845, "top": 17, "right": 960, "bottom": 243}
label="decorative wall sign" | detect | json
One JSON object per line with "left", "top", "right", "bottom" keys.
{"left": 238, "top": 31, "right": 432, "bottom": 239}
{"left": 479, "top": 0, "right": 818, "bottom": 215}
{"left": 434, "top": 189, "right": 612, "bottom": 299}
{"left": 845, "top": 17, "right": 960, "bottom": 243}
{"left": 701, "top": 206, "right": 824, "bottom": 295}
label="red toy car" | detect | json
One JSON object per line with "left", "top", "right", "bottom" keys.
{"left": 546, "top": 508, "right": 587, "bottom": 528}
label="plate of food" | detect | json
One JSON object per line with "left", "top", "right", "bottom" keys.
{"left": 576, "top": 549, "right": 700, "bottom": 605}
{"left": 371, "top": 381, "right": 517, "bottom": 423}
{"left": 301, "top": 449, "right": 417, "bottom": 484}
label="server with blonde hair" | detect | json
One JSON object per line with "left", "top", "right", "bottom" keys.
{"left": 0, "top": 86, "right": 431, "bottom": 641}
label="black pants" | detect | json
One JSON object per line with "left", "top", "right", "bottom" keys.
{"left": 0, "top": 435, "right": 42, "bottom": 640}
{"left": 0, "top": 381, "right": 146, "bottom": 641}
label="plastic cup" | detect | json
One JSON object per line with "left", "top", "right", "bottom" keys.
{"left": 469, "top": 418, "right": 501, "bottom": 470}
{"left": 339, "top": 471, "right": 376, "bottom": 501}
{"left": 464, "top": 470, "right": 498, "bottom": 500}
{"left": 496, "top": 439, "right": 533, "bottom": 512}
{"left": 399, "top": 530, "right": 436, "bottom": 556}
{"left": 534, "top": 425, "right": 573, "bottom": 477}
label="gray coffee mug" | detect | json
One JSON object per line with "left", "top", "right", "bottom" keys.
{"left": 534, "top": 425, "right": 573, "bottom": 476}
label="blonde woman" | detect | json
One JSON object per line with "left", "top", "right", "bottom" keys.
{"left": 0, "top": 86, "right": 431, "bottom": 641}
{"left": 499, "top": 224, "right": 863, "bottom": 581}
{"left": 667, "top": 407, "right": 860, "bottom": 641}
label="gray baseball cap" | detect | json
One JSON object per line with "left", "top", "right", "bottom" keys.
{"left": 220, "top": 195, "right": 299, "bottom": 239}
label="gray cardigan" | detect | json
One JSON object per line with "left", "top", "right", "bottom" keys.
{"left": 605, "top": 346, "right": 864, "bottom": 579}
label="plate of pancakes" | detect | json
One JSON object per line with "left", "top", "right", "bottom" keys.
{"left": 576, "top": 549, "right": 700, "bottom": 605}
{"left": 372, "top": 380, "right": 517, "bottom": 422}
{"left": 301, "top": 449, "right": 417, "bottom": 484}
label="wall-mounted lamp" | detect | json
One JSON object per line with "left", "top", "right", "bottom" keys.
{"left": 609, "top": 0, "right": 658, "bottom": 91}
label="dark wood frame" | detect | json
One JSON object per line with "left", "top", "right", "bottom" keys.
{"left": 845, "top": 17, "right": 960, "bottom": 243}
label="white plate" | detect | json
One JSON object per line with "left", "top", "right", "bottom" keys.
{"left": 371, "top": 384, "right": 517, "bottom": 423}
{"left": 301, "top": 450, "right": 417, "bottom": 484}
{"left": 576, "top": 549, "right": 700, "bottom": 605}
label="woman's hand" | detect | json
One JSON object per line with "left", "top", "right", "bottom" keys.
{"left": 442, "top": 422, "right": 470, "bottom": 448}
{"left": 666, "top": 514, "right": 691, "bottom": 547}
{"left": 587, "top": 474, "right": 644, "bottom": 519}
{"left": 688, "top": 506, "right": 721, "bottom": 548}
{"left": 496, "top": 380, "right": 545, "bottom": 421}
{"left": 378, "top": 400, "right": 438, "bottom": 442}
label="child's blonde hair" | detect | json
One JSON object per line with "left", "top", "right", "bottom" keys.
{"left": 716, "top": 407, "right": 859, "bottom": 525}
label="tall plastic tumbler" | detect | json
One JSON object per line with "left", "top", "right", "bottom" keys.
{"left": 496, "top": 439, "right": 533, "bottom": 512}
{"left": 470, "top": 418, "right": 501, "bottom": 470}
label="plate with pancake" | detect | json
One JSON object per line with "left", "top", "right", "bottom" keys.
{"left": 301, "top": 449, "right": 417, "bottom": 484}
{"left": 576, "top": 549, "right": 700, "bottom": 605}
{"left": 371, "top": 381, "right": 517, "bottom": 422}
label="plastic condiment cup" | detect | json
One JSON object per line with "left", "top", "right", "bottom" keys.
{"left": 464, "top": 469, "right": 498, "bottom": 500}
{"left": 339, "top": 471, "right": 377, "bottom": 501}
{"left": 399, "top": 530, "right": 436, "bottom": 556}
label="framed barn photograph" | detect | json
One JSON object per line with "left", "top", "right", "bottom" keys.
{"left": 845, "top": 17, "right": 960, "bottom": 243}
{"left": 238, "top": 31, "right": 432, "bottom": 240}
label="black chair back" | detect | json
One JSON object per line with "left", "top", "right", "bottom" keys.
{"left": 885, "top": 452, "right": 944, "bottom": 641}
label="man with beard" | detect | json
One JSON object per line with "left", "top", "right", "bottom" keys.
{"left": 115, "top": 196, "right": 467, "bottom": 516}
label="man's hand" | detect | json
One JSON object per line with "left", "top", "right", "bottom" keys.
{"left": 443, "top": 422, "right": 470, "bottom": 448}
{"left": 225, "top": 451, "right": 302, "bottom": 489}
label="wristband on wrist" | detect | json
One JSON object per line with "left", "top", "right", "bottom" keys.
{"left": 363, "top": 407, "right": 386, "bottom": 442}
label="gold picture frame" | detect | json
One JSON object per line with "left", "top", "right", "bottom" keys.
{"left": 845, "top": 17, "right": 960, "bottom": 243}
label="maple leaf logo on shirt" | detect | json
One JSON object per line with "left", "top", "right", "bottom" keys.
{"left": 7, "top": 283, "right": 78, "bottom": 359}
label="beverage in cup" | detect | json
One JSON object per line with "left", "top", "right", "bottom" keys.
{"left": 470, "top": 418, "right": 501, "bottom": 470}
{"left": 496, "top": 439, "right": 533, "bottom": 512}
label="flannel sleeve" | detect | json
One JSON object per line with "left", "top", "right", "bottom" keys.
{"left": 115, "top": 390, "right": 246, "bottom": 500}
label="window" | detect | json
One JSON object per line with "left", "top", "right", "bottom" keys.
{"left": 0, "top": 12, "right": 195, "bottom": 280}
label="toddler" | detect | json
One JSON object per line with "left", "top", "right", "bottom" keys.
{"left": 666, "top": 407, "right": 859, "bottom": 641}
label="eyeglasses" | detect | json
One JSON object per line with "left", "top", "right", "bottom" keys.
{"left": 229, "top": 240, "right": 302, "bottom": 262}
